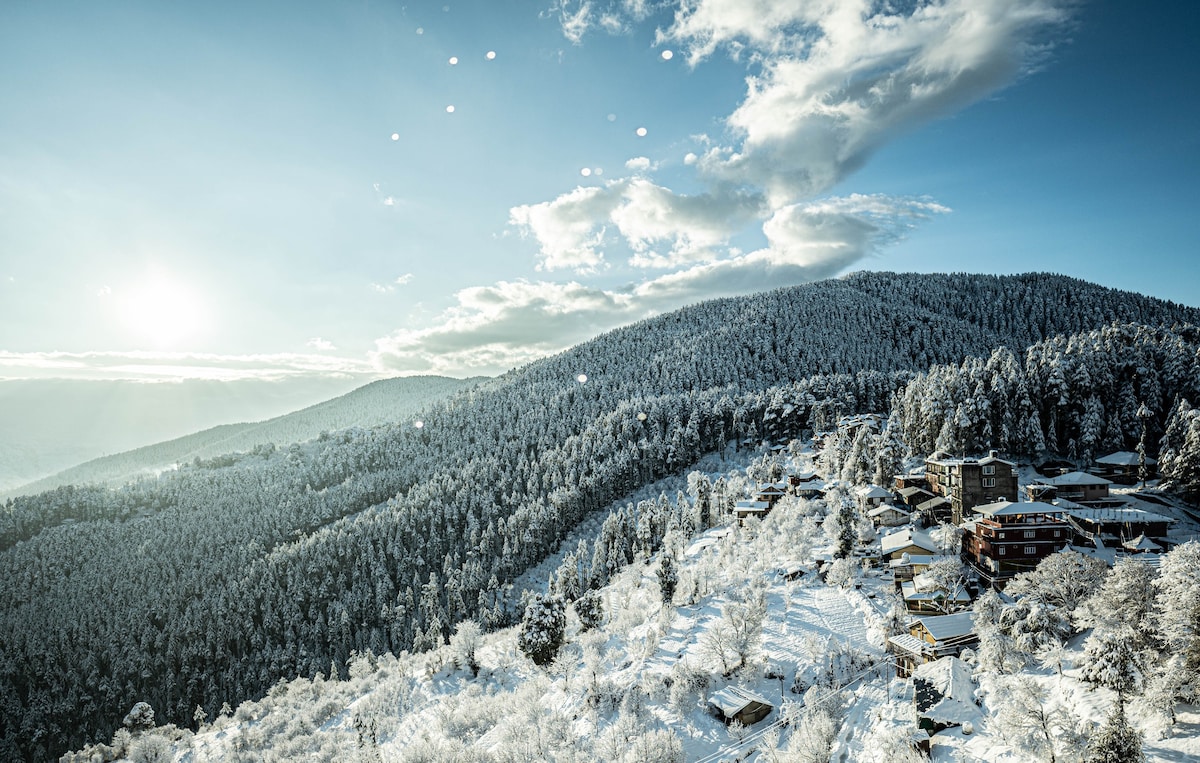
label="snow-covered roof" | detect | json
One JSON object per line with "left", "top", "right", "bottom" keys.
{"left": 897, "top": 486, "right": 934, "bottom": 499}
{"left": 888, "top": 633, "right": 929, "bottom": 656}
{"left": 1122, "top": 533, "right": 1163, "bottom": 552}
{"left": 735, "top": 500, "right": 770, "bottom": 509}
{"left": 1062, "top": 507, "right": 1174, "bottom": 524}
{"left": 1096, "top": 451, "right": 1157, "bottom": 466}
{"left": 972, "top": 500, "right": 1059, "bottom": 518}
{"left": 902, "top": 580, "right": 971, "bottom": 603}
{"left": 856, "top": 485, "right": 892, "bottom": 499}
{"left": 708, "top": 686, "right": 772, "bottom": 717}
{"left": 868, "top": 504, "right": 908, "bottom": 518}
{"left": 882, "top": 528, "right": 939, "bottom": 556}
{"left": 978, "top": 453, "right": 1014, "bottom": 466}
{"left": 756, "top": 484, "right": 786, "bottom": 495}
{"left": 922, "top": 695, "right": 983, "bottom": 725}
{"left": 913, "top": 656, "right": 975, "bottom": 702}
{"left": 791, "top": 471, "right": 819, "bottom": 482}
{"left": 914, "top": 612, "right": 976, "bottom": 642}
{"left": 917, "top": 496, "right": 950, "bottom": 511}
{"left": 889, "top": 554, "right": 952, "bottom": 568}
{"left": 1043, "top": 471, "right": 1112, "bottom": 487}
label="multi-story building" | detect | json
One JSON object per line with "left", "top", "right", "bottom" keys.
{"left": 960, "top": 501, "right": 1071, "bottom": 588}
{"left": 925, "top": 450, "right": 1019, "bottom": 524}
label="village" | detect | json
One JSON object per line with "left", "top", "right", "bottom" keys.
{"left": 702, "top": 412, "right": 1198, "bottom": 761}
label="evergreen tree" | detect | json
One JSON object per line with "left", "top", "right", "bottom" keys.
{"left": 517, "top": 594, "right": 567, "bottom": 666}
{"left": 1085, "top": 700, "right": 1144, "bottom": 763}
{"left": 574, "top": 589, "right": 604, "bottom": 632}
{"left": 656, "top": 553, "right": 678, "bottom": 605}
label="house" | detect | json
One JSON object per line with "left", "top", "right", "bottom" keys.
{"left": 856, "top": 484, "right": 893, "bottom": 509}
{"left": 789, "top": 471, "right": 827, "bottom": 498}
{"left": 926, "top": 451, "right": 1020, "bottom": 524}
{"left": 1122, "top": 534, "right": 1164, "bottom": 554}
{"left": 1026, "top": 471, "right": 1113, "bottom": 504}
{"left": 916, "top": 496, "right": 953, "bottom": 526}
{"left": 901, "top": 577, "right": 972, "bottom": 614}
{"left": 1060, "top": 505, "right": 1174, "bottom": 547}
{"left": 733, "top": 500, "right": 771, "bottom": 519}
{"left": 960, "top": 501, "right": 1071, "bottom": 588}
{"left": 882, "top": 528, "right": 940, "bottom": 560}
{"left": 895, "top": 473, "right": 931, "bottom": 491}
{"left": 1093, "top": 451, "right": 1158, "bottom": 484}
{"left": 755, "top": 482, "right": 788, "bottom": 506}
{"left": 868, "top": 504, "right": 911, "bottom": 527}
{"left": 707, "top": 686, "right": 773, "bottom": 725}
{"left": 896, "top": 485, "right": 936, "bottom": 508}
{"left": 889, "top": 553, "right": 956, "bottom": 583}
{"left": 889, "top": 612, "right": 978, "bottom": 677}
{"left": 912, "top": 657, "right": 981, "bottom": 735}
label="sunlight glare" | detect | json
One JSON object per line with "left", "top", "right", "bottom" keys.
{"left": 486, "top": 50, "right": 496, "bottom": 60}
{"left": 636, "top": 127, "right": 647, "bottom": 137}
{"left": 661, "top": 50, "right": 674, "bottom": 60}
{"left": 446, "top": 105, "right": 455, "bottom": 113}
{"left": 449, "top": 56, "right": 459, "bottom": 65}
{"left": 118, "top": 272, "right": 208, "bottom": 348}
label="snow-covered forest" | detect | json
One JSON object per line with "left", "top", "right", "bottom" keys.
{"left": 4, "top": 272, "right": 1200, "bottom": 761}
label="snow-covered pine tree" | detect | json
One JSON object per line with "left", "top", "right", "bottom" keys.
{"left": 1085, "top": 699, "right": 1144, "bottom": 763}
{"left": 518, "top": 594, "right": 567, "bottom": 666}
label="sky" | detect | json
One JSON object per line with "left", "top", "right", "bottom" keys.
{"left": 2, "top": 0, "right": 1198, "bottom": 385}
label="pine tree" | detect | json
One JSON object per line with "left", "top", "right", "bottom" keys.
{"left": 657, "top": 552, "right": 678, "bottom": 605}
{"left": 518, "top": 593, "right": 567, "bottom": 666}
{"left": 1085, "top": 700, "right": 1144, "bottom": 763}
{"left": 574, "top": 589, "right": 604, "bottom": 632}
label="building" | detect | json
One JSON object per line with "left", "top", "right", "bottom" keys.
{"left": 901, "top": 577, "right": 972, "bottom": 614}
{"left": 912, "top": 657, "right": 981, "bottom": 735}
{"left": 916, "top": 496, "right": 953, "bottom": 526}
{"left": 1025, "top": 471, "right": 1113, "bottom": 504}
{"left": 960, "top": 501, "right": 1071, "bottom": 587}
{"left": 882, "top": 528, "right": 940, "bottom": 560}
{"left": 889, "top": 612, "right": 978, "bottom": 677}
{"left": 896, "top": 485, "right": 936, "bottom": 508}
{"left": 707, "top": 687, "right": 773, "bottom": 725}
{"left": 925, "top": 451, "right": 1019, "bottom": 523}
{"left": 1093, "top": 451, "right": 1158, "bottom": 484}
{"left": 1060, "top": 505, "right": 1174, "bottom": 547}
{"left": 856, "top": 484, "right": 893, "bottom": 510}
{"left": 754, "top": 482, "right": 788, "bottom": 506}
{"left": 733, "top": 500, "right": 771, "bottom": 520}
{"left": 889, "top": 554, "right": 957, "bottom": 583}
{"left": 868, "top": 504, "right": 912, "bottom": 527}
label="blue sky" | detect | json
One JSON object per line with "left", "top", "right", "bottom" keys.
{"left": 2, "top": 0, "right": 1197, "bottom": 384}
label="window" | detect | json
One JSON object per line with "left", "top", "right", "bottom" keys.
{"left": 999, "top": 547, "right": 1007, "bottom": 555}
{"left": 1024, "top": 530, "right": 1035, "bottom": 538}
{"left": 1054, "top": 530, "right": 1060, "bottom": 538}
{"left": 982, "top": 478, "right": 996, "bottom": 488}
{"left": 1025, "top": 546, "right": 1037, "bottom": 555}
{"left": 982, "top": 465, "right": 995, "bottom": 475}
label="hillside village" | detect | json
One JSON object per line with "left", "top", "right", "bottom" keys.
{"left": 68, "top": 415, "right": 1200, "bottom": 763}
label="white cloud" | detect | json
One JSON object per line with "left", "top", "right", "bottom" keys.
{"left": 306, "top": 337, "right": 337, "bottom": 352}
{"left": 667, "top": 0, "right": 1069, "bottom": 204}
{"left": 370, "top": 274, "right": 415, "bottom": 294}
{"left": 624, "top": 156, "right": 654, "bottom": 172}
{"left": 371, "top": 279, "right": 643, "bottom": 374}
{"left": 509, "top": 182, "right": 628, "bottom": 272}
{"left": 510, "top": 178, "right": 761, "bottom": 272}
{"left": 0, "top": 350, "right": 377, "bottom": 382}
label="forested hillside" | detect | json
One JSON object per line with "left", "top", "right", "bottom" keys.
{"left": 2, "top": 375, "right": 485, "bottom": 500}
{"left": 2, "top": 272, "right": 1198, "bottom": 761}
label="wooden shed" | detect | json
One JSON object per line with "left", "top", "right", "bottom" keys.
{"left": 707, "top": 686, "right": 774, "bottom": 725}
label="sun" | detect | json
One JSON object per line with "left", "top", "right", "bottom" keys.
{"left": 118, "top": 272, "right": 208, "bottom": 347}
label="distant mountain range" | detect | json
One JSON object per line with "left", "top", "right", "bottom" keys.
{"left": 0, "top": 375, "right": 484, "bottom": 499}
